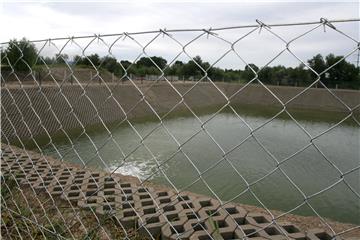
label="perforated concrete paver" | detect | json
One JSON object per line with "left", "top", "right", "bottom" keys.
{"left": 0, "top": 144, "right": 349, "bottom": 240}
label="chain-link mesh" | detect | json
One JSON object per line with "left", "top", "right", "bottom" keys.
{"left": 1, "top": 18, "right": 359, "bottom": 240}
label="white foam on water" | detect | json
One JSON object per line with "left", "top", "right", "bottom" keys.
{"left": 113, "top": 161, "right": 149, "bottom": 179}
{"left": 109, "top": 155, "right": 165, "bottom": 180}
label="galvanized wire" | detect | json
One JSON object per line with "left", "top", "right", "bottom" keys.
{"left": 1, "top": 18, "right": 360, "bottom": 240}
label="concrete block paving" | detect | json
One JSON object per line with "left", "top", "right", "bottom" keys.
{"left": 0, "top": 144, "right": 342, "bottom": 240}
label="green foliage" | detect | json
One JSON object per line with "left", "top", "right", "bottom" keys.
{"left": 81, "top": 228, "right": 100, "bottom": 240}
{"left": 308, "top": 54, "right": 327, "bottom": 80}
{"left": 181, "top": 56, "right": 207, "bottom": 78}
{"left": 55, "top": 53, "right": 69, "bottom": 64}
{"left": 101, "top": 56, "right": 124, "bottom": 77}
{"left": 243, "top": 64, "right": 259, "bottom": 81}
{"left": 75, "top": 54, "right": 100, "bottom": 66}
{"left": 87, "top": 54, "right": 101, "bottom": 66}
{"left": 323, "top": 54, "right": 360, "bottom": 89}
{"left": 43, "top": 222, "right": 65, "bottom": 240}
{"left": 306, "top": 53, "right": 360, "bottom": 89}
{"left": 1, "top": 176, "right": 16, "bottom": 199}
{"left": 120, "top": 60, "right": 132, "bottom": 69}
{"left": 137, "top": 56, "right": 167, "bottom": 69}
{"left": 2, "top": 38, "right": 38, "bottom": 71}
{"left": 1, "top": 38, "right": 359, "bottom": 89}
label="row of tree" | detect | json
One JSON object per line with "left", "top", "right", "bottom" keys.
{"left": 1, "top": 38, "right": 359, "bottom": 89}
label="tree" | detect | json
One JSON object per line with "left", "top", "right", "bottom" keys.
{"left": 166, "top": 60, "right": 184, "bottom": 76}
{"left": 43, "top": 56, "right": 55, "bottom": 65}
{"left": 150, "top": 56, "right": 167, "bottom": 69}
{"left": 87, "top": 54, "right": 100, "bottom": 66}
{"left": 325, "top": 54, "right": 359, "bottom": 89}
{"left": 243, "top": 64, "right": 259, "bottom": 82}
{"left": 289, "top": 65, "right": 311, "bottom": 86}
{"left": 208, "top": 67, "right": 225, "bottom": 80}
{"left": 258, "top": 67, "right": 272, "bottom": 84}
{"left": 101, "top": 56, "right": 117, "bottom": 71}
{"left": 308, "top": 54, "right": 326, "bottom": 81}
{"left": 73, "top": 55, "right": 83, "bottom": 65}
{"left": 73, "top": 54, "right": 100, "bottom": 66}
{"left": 136, "top": 56, "right": 167, "bottom": 69}
{"left": 2, "top": 37, "right": 358, "bottom": 89}
{"left": 100, "top": 56, "right": 123, "bottom": 76}
{"left": 271, "top": 66, "right": 288, "bottom": 85}
{"left": 136, "top": 57, "right": 153, "bottom": 68}
{"left": 3, "top": 38, "right": 38, "bottom": 71}
{"left": 181, "top": 56, "right": 206, "bottom": 78}
{"left": 55, "top": 53, "right": 69, "bottom": 64}
{"left": 224, "top": 69, "right": 242, "bottom": 81}
{"left": 120, "top": 60, "right": 132, "bottom": 69}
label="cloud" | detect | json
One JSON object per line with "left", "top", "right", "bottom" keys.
{"left": 1, "top": 2, "right": 359, "bottom": 68}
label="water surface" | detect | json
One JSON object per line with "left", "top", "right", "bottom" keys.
{"left": 38, "top": 106, "right": 360, "bottom": 224}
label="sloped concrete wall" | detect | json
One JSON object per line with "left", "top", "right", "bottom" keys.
{"left": 1, "top": 82, "right": 359, "bottom": 142}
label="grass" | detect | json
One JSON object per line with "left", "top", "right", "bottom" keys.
{"left": 0, "top": 174, "right": 149, "bottom": 240}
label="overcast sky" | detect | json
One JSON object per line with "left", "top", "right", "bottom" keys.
{"left": 1, "top": 1, "right": 359, "bottom": 69}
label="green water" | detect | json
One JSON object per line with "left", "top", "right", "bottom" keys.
{"left": 37, "top": 106, "right": 359, "bottom": 224}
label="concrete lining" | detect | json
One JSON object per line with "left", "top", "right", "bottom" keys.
{"left": 2, "top": 82, "right": 359, "bottom": 142}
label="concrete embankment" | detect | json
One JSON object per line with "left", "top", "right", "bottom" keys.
{"left": 1, "top": 82, "right": 359, "bottom": 141}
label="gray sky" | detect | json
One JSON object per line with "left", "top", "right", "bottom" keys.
{"left": 1, "top": 1, "right": 359, "bottom": 69}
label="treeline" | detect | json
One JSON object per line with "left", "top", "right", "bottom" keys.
{"left": 2, "top": 38, "right": 359, "bottom": 89}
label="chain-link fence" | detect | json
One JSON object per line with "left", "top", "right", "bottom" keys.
{"left": 1, "top": 18, "right": 359, "bottom": 240}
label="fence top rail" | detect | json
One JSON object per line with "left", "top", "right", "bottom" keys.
{"left": 1, "top": 18, "right": 359, "bottom": 45}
